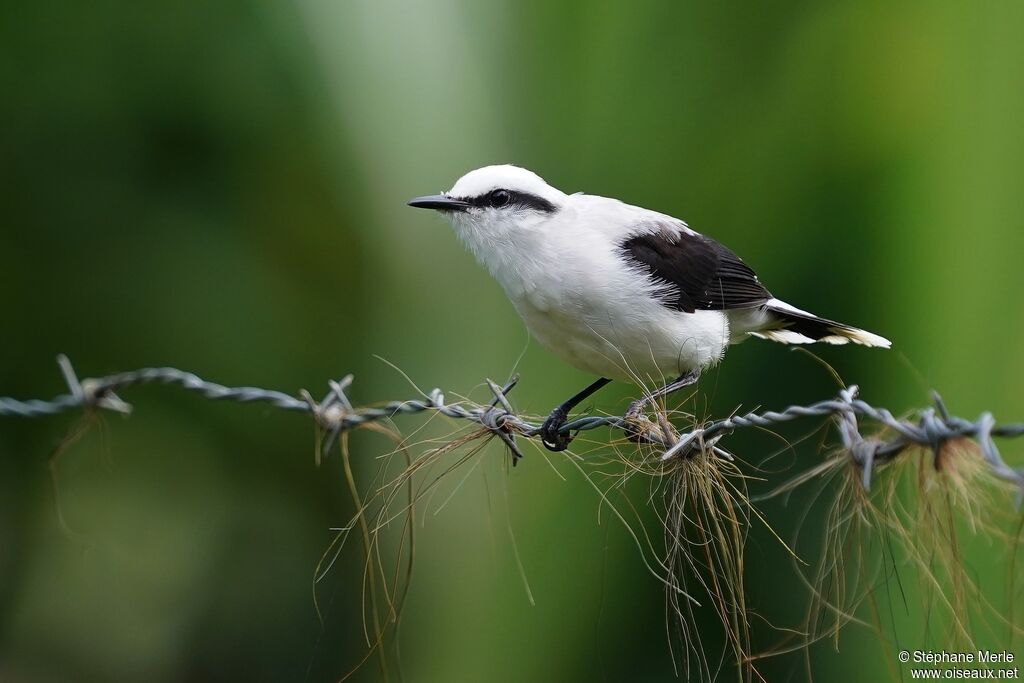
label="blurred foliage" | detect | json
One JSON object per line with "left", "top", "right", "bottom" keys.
{"left": 1, "top": 1, "right": 1023, "bottom": 681}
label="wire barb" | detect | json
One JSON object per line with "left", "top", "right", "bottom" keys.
{"left": 2, "top": 356, "right": 1022, "bottom": 494}
{"left": 482, "top": 376, "right": 524, "bottom": 464}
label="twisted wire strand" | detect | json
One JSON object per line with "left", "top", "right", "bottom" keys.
{"left": 2, "top": 356, "right": 1022, "bottom": 492}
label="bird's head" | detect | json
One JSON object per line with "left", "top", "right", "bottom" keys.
{"left": 408, "top": 165, "right": 566, "bottom": 243}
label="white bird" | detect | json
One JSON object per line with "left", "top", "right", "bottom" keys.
{"left": 409, "top": 164, "right": 890, "bottom": 452}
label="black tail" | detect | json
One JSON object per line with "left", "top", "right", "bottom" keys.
{"left": 754, "top": 300, "right": 891, "bottom": 348}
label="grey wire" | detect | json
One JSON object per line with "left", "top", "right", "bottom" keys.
{"left": 2, "top": 356, "right": 1022, "bottom": 493}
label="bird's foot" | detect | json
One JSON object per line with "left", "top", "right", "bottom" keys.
{"left": 539, "top": 407, "right": 573, "bottom": 451}
{"left": 623, "top": 413, "right": 659, "bottom": 445}
{"left": 622, "top": 399, "right": 650, "bottom": 443}
{"left": 623, "top": 401, "right": 680, "bottom": 446}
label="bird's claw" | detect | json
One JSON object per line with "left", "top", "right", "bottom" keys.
{"left": 623, "top": 402, "right": 655, "bottom": 444}
{"left": 540, "top": 408, "right": 573, "bottom": 451}
{"left": 623, "top": 415, "right": 656, "bottom": 445}
{"left": 623, "top": 412, "right": 680, "bottom": 447}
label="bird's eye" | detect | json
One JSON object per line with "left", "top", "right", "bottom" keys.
{"left": 488, "top": 189, "right": 512, "bottom": 208}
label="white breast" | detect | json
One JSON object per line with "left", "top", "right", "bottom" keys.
{"left": 476, "top": 198, "right": 731, "bottom": 384}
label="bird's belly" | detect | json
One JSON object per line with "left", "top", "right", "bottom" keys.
{"left": 509, "top": 289, "right": 729, "bottom": 384}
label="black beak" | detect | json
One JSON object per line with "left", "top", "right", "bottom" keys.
{"left": 407, "top": 194, "right": 471, "bottom": 212}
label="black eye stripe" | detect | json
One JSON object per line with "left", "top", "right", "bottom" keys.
{"left": 459, "top": 189, "right": 558, "bottom": 213}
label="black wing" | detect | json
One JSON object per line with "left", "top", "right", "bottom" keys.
{"left": 620, "top": 226, "right": 771, "bottom": 314}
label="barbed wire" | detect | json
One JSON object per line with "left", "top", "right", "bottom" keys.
{"left": 2, "top": 355, "right": 1022, "bottom": 494}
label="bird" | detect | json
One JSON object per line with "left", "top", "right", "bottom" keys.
{"left": 408, "top": 164, "right": 890, "bottom": 453}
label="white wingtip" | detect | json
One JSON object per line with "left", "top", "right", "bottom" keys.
{"left": 751, "top": 329, "right": 817, "bottom": 345}
{"left": 839, "top": 328, "right": 892, "bottom": 349}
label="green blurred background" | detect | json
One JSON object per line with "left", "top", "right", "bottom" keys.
{"left": 2, "top": 1, "right": 1022, "bottom": 681}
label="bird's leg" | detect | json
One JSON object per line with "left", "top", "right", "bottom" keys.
{"left": 624, "top": 369, "right": 701, "bottom": 443}
{"left": 539, "top": 377, "right": 612, "bottom": 452}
